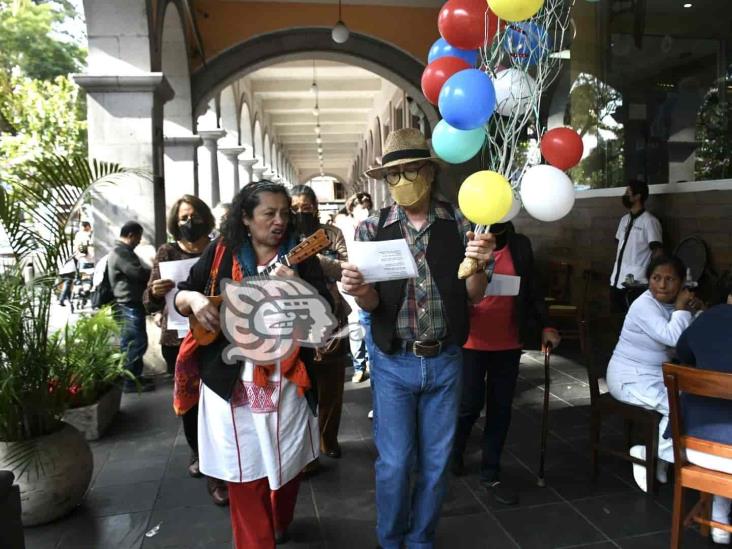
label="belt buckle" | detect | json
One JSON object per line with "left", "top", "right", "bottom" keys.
{"left": 413, "top": 340, "right": 441, "bottom": 358}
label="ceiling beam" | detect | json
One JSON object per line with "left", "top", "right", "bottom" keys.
{"left": 251, "top": 79, "right": 382, "bottom": 95}
{"left": 276, "top": 124, "right": 367, "bottom": 136}
{"left": 270, "top": 113, "right": 367, "bottom": 125}
{"left": 263, "top": 97, "right": 373, "bottom": 112}
{"left": 279, "top": 134, "right": 363, "bottom": 144}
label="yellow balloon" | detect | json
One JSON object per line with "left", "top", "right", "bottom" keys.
{"left": 458, "top": 171, "right": 513, "bottom": 225}
{"left": 488, "top": 0, "right": 544, "bottom": 22}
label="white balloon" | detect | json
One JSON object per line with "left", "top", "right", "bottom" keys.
{"left": 520, "top": 165, "right": 575, "bottom": 222}
{"left": 493, "top": 69, "right": 537, "bottom": 117}
{"left": 499, "top": 191, "right": 522, "bottom": 222}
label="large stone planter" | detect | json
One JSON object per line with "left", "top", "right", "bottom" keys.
{"left": 63, "top": 385, "right": 122, "bottom": 440}
{"left": 0, "top": 423, "right": 93, "bottom": 526}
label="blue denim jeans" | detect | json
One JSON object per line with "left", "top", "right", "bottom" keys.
{"left": 370, "top": 341, "right": 463, "bottom": 549}
{"left": 116, "top": 303, "right": 148, "bottom": 384}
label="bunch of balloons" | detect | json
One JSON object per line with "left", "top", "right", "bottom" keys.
{"left": 518, "top": 127, "right": 583, "bottom": 222}
{"left": 422, "top": 0, "right": 501, "bottom": 168}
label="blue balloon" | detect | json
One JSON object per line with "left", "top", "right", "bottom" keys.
{"left": 428, "top": 38, "right": 479, "bottom": 67}
{"left": 504, "top": 22, "right": 552, "bottom": 67}
{"left": 432, "top": 120, "right": 485, "bottom": 164}
{"left": 438, "top": 69, "right": 496, "bottom": 131}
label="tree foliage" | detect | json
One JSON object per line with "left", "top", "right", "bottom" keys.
{"left": 0, "top": 0, "right": 85, "bottom": 81}
{"left": 0, "top": 70, "right": 87, "bottom": 187}
{"left": 0, "top": 0, "right": 87, "bottom": 188}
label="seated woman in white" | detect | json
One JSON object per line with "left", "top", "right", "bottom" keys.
{"left": 674, "top": 283, "right": 732, "bottom": 545}
{"left": 606, "top": 255, "right": 703, "bottom": 491}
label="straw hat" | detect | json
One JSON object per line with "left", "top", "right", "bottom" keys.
{"left": 365, "top": 128, "right": 443, "bottom": 179}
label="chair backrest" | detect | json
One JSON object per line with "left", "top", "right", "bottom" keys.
{"left": 547, "top": 261, "right": 573, "bottom": 303}
{"left": 579, "top": 319, "right": 603, "bottom": 402}
{"left": 662, "top": 362, "right": 732, "bottom": 464}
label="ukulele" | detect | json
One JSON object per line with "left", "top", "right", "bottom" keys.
{"left": 189, "top": 228, "right": 331, "bottom": 345}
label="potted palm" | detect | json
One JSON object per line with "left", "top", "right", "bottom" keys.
{"left": 60, "top": 306, "right": 131, "bottom": 440}
{"left": 0, "top": 155, "right": 148, "bottom": 525}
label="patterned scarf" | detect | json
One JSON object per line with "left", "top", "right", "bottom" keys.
{"left": 173, "top": 238, "right": 311, "bottom": 416}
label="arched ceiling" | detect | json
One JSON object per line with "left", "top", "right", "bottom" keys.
{"left": 243, "top": 59, "right": 400, "bottom": 182}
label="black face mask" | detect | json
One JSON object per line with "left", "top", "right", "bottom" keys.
{"left": 293, "top": 212, "right": 319, "bottom": 237}
{"left": 622, "top": 195, "right": 633, "bottom": 209}
{"left": 179, "top": 219, "right": 209, "bottom": 242}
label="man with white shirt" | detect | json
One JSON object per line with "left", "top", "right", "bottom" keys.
{"left": 609, "top": 180, "right": 663, "bottom": 312}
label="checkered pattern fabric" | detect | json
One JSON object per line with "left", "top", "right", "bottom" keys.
{"left": 356, "top": 201, "right": 471, "bottom": 341}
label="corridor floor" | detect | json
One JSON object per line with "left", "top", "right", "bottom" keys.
{"left": 24, "top": 351, "right": 710, "bottom": 549}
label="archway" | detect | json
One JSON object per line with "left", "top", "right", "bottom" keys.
{"left": 191, "top": 29, "right": 437, "bottom": 130}
{"left": 240, "top": 101, "right": 254, "bottom": 151}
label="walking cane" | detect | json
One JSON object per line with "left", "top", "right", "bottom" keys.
{"left": 537, "top": 341, "right": 553, "bottom": 487}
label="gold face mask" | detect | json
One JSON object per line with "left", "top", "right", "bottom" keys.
{"left": 389, "top": 174, "right": 431, "bottom": 207}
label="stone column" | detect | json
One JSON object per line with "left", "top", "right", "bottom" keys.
{"left": 218, "top": 146, "right": 247, "bottom": 201}
{"left": 252, "top": 167, "right": 267, "bottom": 182}
{"left": 163, "top": 134, "right": 202, "bottom": 209}
{"left": 74, "top": 73, "right": 173, "bottom": 251}
{"left": 197, "top": 129, "right": 226, "bottom": 209}
{"left": 238, "top": 158, "right": 258, "bottom": 188}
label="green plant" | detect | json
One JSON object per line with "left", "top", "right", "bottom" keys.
{"left": 55, "top": 306, "right": 133, "bottom": 408}
{"left": 0, "top": 154, "right": 146, "bottom": 442}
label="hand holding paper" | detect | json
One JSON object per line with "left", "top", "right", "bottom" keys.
{"left": 158, "top": 258, "right": 199, "bottom": 331}
{"left": 346, "top": 239, "right": 418, "bottom": 284}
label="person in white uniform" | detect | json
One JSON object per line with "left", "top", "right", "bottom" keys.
{"left": 174, "top": 181, "right": 332, "bottom": 548}
{"left": 607, "top": 255, "right": 703, "bottom": 492}
{"left": 610, "top": 180, "right": 663, "bottom": 312}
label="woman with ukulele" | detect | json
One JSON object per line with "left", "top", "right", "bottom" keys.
{"left": 174, "top": 181, "right": 332, "bottom": 548}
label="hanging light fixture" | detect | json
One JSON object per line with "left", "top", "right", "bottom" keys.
{"left": 331, "top": 0, "right": 350, "bottom": 44}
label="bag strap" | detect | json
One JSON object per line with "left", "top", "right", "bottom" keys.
{"left": 204, "top": 241, "right": 227, "bottom": 297}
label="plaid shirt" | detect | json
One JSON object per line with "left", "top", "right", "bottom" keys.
{"left": 355, "top": 201, "right": 471, "bottom": 341}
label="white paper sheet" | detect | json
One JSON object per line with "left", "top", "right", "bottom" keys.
{"left": 485, "top": 274, "right": 521, "bottom": 296}
{"left": 158, "top": 258, "right": 199, "bottom": 331}
{"left": 347, "top": 239, "right": 419, "bottom": 284}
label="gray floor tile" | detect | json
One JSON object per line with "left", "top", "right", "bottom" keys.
{"left": 615, "top": 529, "right": 709, "bottom": 548}
{"left": 493, "top": 502, "right": 608, "bottom": 548}
{"left": 435, "top": 512, "right": 519, "bottom": 548}
{"left": 155, "top": 476, "right": 212, "bottom": 509}
{"left": 572, "top": 492, "right": 671, "bottom": 539}
{"left": 143, "top": 504, "right": 232, "bottom": 548}
{"left": 84, "top": 481, "right": 160, "bottom": 517}
{"left": 55, "top": 510, "right": 150, "bottom": 549}
{"left": 94, "top": 455, "right": 169, "bottom": 488}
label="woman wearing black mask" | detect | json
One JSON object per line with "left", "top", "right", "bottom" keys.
{"left": 451, "top": 221, "right": 561, "bottom": 506}
{"left": 290, "top": 185, "right": 351, "bottom": 468}
{"left": 142, "top": 195, "right": 228, "bottom": 504}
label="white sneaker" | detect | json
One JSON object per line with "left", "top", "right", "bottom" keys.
{"left": 367, "top": 409, "right": 373, "bottom": 420}
{"left": 712, "top": 527, "right": 731, "bottom": 545}
{"left": 629, "top": 445, "right": 648, "bottom": 493}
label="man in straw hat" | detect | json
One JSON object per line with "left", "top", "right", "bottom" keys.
{"left": 341, "top": 128, "right": 494, "bottom": 548}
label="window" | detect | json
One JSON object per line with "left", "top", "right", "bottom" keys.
{"left": 560, "top": 2, "right": 731, "bottom": 188}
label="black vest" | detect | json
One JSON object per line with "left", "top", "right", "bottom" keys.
{"left": 370, "top": 205, "right": 470, "bottom": 354}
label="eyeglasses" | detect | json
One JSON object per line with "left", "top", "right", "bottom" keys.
{"left": 385, "top": 163, "right": 428, "bottom": 186}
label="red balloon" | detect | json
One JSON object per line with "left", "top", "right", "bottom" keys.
{"left": 540, "top": 127, "right": 584, "bottom": 170}
{"left": 421, "top": 56, "right": 471, "bottom": 105}
{"left": 438, "top": 0, "right": 500, "bottom": 50}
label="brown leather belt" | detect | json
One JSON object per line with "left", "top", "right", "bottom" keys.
{"left": 401, "top": 339, "right": 445, "bottom": 358}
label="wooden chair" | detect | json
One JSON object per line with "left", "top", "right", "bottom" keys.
{"left": 585, "top": 320, "right": 662, "bottom": 497}
{"left": 662, "top": 362, "right": 732, "bottom": 548}
{"left": 545, "top": 263, "right": 592, "bottom": 356}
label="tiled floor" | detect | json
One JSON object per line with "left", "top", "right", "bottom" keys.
{"left": 23, "top": 350, "right": 713, "bottom": 549}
